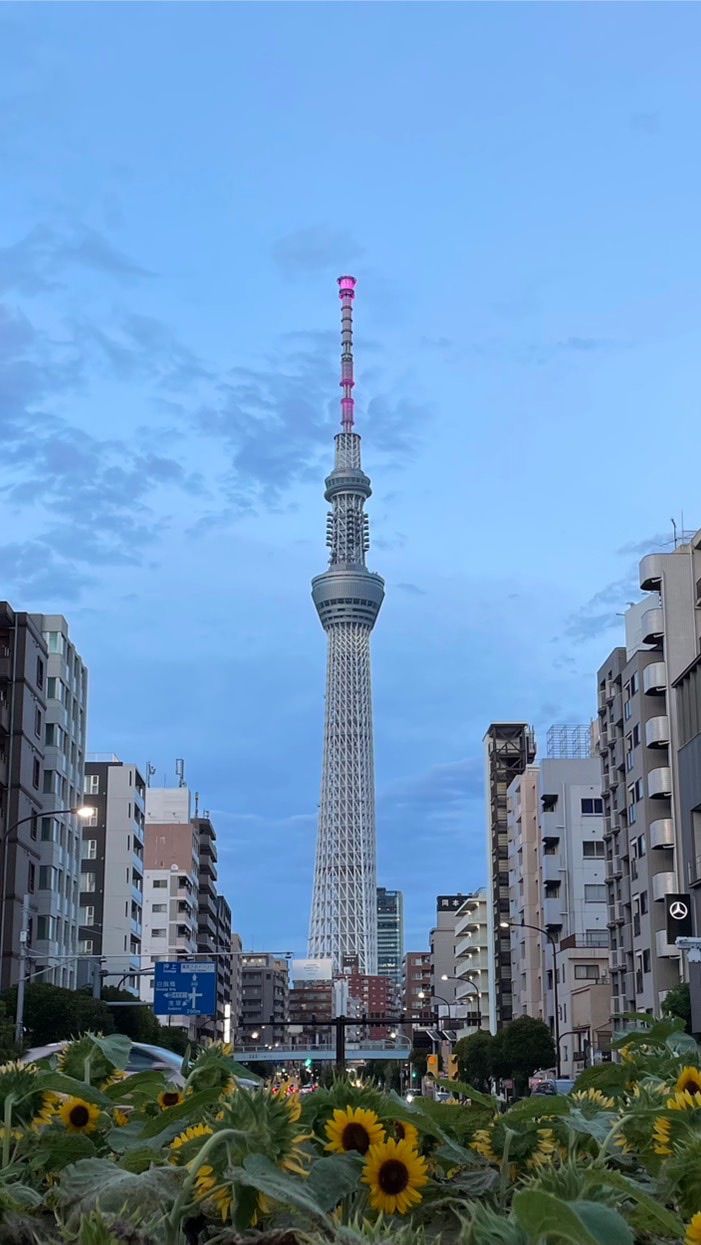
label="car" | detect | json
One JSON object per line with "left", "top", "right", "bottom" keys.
{"left": 22, "top": 1040, "right": 187, "bottom": 1087}
{"left": 531, "top": 1080, "right": 557, "bottom": 1096}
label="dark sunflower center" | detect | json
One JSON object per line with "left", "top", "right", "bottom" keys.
{"left": 378, "top": 1159, "right": 410, "bottom": 1196}
{"left": 341, "top": 1122, "right": 371, "bottom": 1154}
{"left": 163, "top": 1092, "right": 180, "bottom": 1106}
{"left": 396, "top": 1123, "right": 406, "bottom": 1140}
{"left": 70, "top": 1105, "right": 90, "bottom": 1127}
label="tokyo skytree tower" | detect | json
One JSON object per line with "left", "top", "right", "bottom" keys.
{"left": 308, "top": 277, "right": 385, "bottom": 974}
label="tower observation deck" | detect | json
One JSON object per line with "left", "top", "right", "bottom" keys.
{"left": 308, "top": 276, "right": 385, "bottom": 974}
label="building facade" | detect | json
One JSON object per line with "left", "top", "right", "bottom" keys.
{"left": 453, "top": 888, "right": 490, "bottom": 1033}
{"left": 484, "top": 723, "right": 536, "bottom": 1030}
{"left": 0, "top": 605, "right": 46, "bottom": 990}
{"left": 402, "top": 951, "right": 432, "bottom": 1019}
{"left": 377, "top": 888, "right": 404, "bottom": 986}
{"left": 674, "top": 649, "right": 701, "bottom": 1029}
{"left": 240, "top": 953, "right": 289, "bottom": 1044}
{"left": 79, "top": 757, "right": 146, "bottom": 994}
{"left": 430, "top": 894, "right": 465, "bottom": 1012}
{"left": 308, "top": 277, "right": 385, "bottom": 974}
{"left": 194, "top": 813, "right": 220, "bottom": 1041}
{"left": 140, "top": 793, "right": 200, "bottom": 1027}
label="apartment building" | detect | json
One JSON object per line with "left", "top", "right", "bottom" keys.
{"left": 430, "top": 894, "right": 466, "bottom": 1012}
{"left": 484, "top": 723, "right": 536, "bottom": 1030}
{"left": 240, "top": 953, "right": 289, "bottom": 1044}
{"left": 674, "top": 650, "right": 701, "bottom": 1029}
{"left": 140, "top": 788, "right": 199, "bottom": 1026}
{"left": 402, "top": 951, "right": 432, "bottom": 1018}
{"left": 453, "top": 888, "right": 490, "bottom": 1033}
{"left": 35, "top": 617, "right": 88, "bottom": 989}
{"left": 599, "top": 530, "right": 701, "bottom": 1025}
{"left": 0, "top": 605, "right": 46, "bottom": 991}
{"left": 194, "top": 813, "right": 220, "bottom": 1041}
{"left": 289, "top": 959, "right": 334, "bottom": 1044}
{"left": 377, "top": 888, "right": 404, "bottom": 987}
{"left": 215, "top": 894, "right": 233, "bottom": 1042}
{"left": 79, "top": 757, "right": 146, "bottom": 994}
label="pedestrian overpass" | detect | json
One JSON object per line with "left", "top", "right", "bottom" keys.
{"left": 235, "top": 1042, "right": 411, "bottom": 1063}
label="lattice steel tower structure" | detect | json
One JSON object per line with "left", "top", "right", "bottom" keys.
{"left": 308, "top": 276, "right": 385, "bottom": 974}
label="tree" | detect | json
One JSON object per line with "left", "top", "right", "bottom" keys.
{"left": 492, "top": 1015, "right": 556, "bottom": 1096}
{"left": 2, "top": 983, "right": 116, "bottom": 1047}
{"left": 410, "top": 1048, "right": 428, "bottom": 1080}
{"left": 101, "top": 987, "right": 165, "bottom": 1044}
{"left": 662, "top": 981, "right": 692, "bottom": 1034}
{"left": 454, "top": 1030, "right": 494, "bottom": 1091}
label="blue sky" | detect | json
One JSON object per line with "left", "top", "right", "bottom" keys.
{"left": 2, "top": 3, "right": 700, "bottom": 955}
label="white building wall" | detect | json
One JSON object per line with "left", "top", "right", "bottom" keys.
{"left": 454, "top": 888, "right": 490, "bottom": 1034}
{"left": 146, "top": 786, "right": 191, "bottom": 824}
{"left": 101, "top": 764, "right": 145, "bottom": 980}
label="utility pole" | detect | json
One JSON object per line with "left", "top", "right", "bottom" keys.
{"left": 14, "top": 894, "right": 29, "bottom": 1047}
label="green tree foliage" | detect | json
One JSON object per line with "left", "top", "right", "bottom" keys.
{"left": 1, "top": 982, "right": 193, "bottom": 1052}
{"left": 661, "top": 980, "right": 692, "bottom": 1034}
{"left": 492, "top": 1015, "right": 556, "bottom": 1095}
{"left": 100, "top": 986, "right": 164, "bottom": 1043}
{"left": 410, "top": 1047, "right": 428, "bottom": 1079}
{"left": 453, "top": 1029, "right": 494, "bottom": 1091}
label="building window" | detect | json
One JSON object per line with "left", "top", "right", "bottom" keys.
{"left": 635, "top": 778, "right": 644, "bottom": 802}
{"left": 152, "top": 928, "right": 166, "bottom": 938}
{"left": 584, "top": 884, "right": 607, "bottom": 902}
{"left": 36, "top": 657, "right": 44, "bottom": 689}
{"left": 581, "top": 798, "right": 604, "bottom": 816}
{"left": 624, "top": 700, "right": 632, "bottom": 721}
{"left": 633, "top": 722, "right": 641, "bottom": 747}
{"left": 574, "top": 964, "right": 600, "bottom": 980}
{"left": 152, "top": 903, "right": 167, "bottom": 913}
{"left": 34, "top": 707, "right": 42, "bottom": 738}
{"left": 80, "top": 939, "right": 93, "bottom": 955}
{"left": 32, "top": 758, "right": 41, "bottom": 790}
{"left": 83, "top": 839, "right": 97, "bottom": 861}
{"left": 643, "top": 949, "right": 651, "bottom": 973}
{"left": 583, "top": 841, "right": 605, "bottom": 858}
{"left": 30, "top": 811, "right": 38, "bottom": 841}
{"left": 640, "top": 891, "right": 649, "bottom": 914}
{"left": 82, "top": 872, "right": 96, "bottom": 893}
{"left": 85, "top": 774, "right": 99, "bottom": 795}
{"left": 631, "top": 671, "right": 639, "bottom": 695}
{"left": 82, "top": 906, "right": 95, "bottom": 926}
{"left": 27, "top": 862, "right": 35, "bottom": 893}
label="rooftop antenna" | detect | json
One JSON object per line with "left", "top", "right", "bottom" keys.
{"left": 194, "top": 790, "right": 199, "bottom": 817}
{"left": 338, "top": 276, "right": 356, "bottom": 432}
{"left": 146, "top": 763, "right": 156, "bottom": 788}
{"left": 672, "top": 517, "right": 678, "bottom": 549}
{"left": 175, "top": 758, "right": 185, "bottom": 788}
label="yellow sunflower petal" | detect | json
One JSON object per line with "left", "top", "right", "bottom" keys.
{"left": 325, "top": 1106, "right": 386, "bottom": 1155}
{"left": 362, "top": 1137, "right": 428, "bottom": 1215}
{"left": 58, "top": 1097, "right": 100, "bottom": 1135}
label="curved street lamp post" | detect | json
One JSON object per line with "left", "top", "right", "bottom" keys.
{"left": 501, "top": 919, "right": 561, "bottom": 1078}
{"left": 441, "top": 973, "right": 482, "bottom": 1029}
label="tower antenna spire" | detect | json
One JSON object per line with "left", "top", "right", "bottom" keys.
{"left": 338, "top": 275, "right": 357, "bottom": 432}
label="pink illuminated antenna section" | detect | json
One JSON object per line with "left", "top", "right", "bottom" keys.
{"left": 338, "top": 275, "right": 356, "bottom": 432}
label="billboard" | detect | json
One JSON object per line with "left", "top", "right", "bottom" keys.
{"left": 293, "top": 958, "right": 333, "bottom": 982}
{"left": 666, "top": 894, "right": 693, "bottom": 943}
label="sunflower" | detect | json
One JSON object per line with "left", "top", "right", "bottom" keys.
{"left": 571, "top": 1088, "right": 616, "bottom": 1110}
{"left": 362, "top": 1137, "right": 428, "bottom": 1215}
{"left": 169, "top": 1122, "right": 213, "bottom": 1164}
{"left": 0, "top": 1061, "right": 55, "bottom": 1132}
{"left": 394, "top": 1120, "right": 420, "bottom": 1150}
{"left": 325, "top": 1106, "right": 385, "bottom": 1156}
{"left": 527, "top": 1128, "right": 557, "bottom": 1169}
{"left": 652, "top": 1116, "right": 673, "bottom": 1156}
{"left": 285, "top": 1093, "right": 302, "bottom": 1123}
{"left": 113, "top": 1109, "right": 130, "bottom": 1128}
{"left": 668, "top": 1090, "right": 701, "bottom": 1112}
{"left": 158, "top": 1088, "right": 184, "bottom": 1110}
{"left": 686, "top": 1212, "right": 701, "bottom": 1245}
{"left": 471, "top": 1128, "right": 498, "bottom": 1163}
{"left": 194, "top": 1163, "right": 233, "bottom": 1222}
{"left": 59, "top": 1097, "right": 100, "bottom": 1135}
{"left": 677, "top": 1068, "right": 701, "bottom": 1099}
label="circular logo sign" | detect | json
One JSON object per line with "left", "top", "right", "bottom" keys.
{"left": 670, "top": 900, "right": 689, "bottom": 920}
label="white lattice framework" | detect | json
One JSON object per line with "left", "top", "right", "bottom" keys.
{"left": 308, "top": 278, "right": 384, "bottom": 974}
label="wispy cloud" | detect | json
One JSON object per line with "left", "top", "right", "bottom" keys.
{"left": 272, "top": 226, "right": 365, "bottom": 280}
{"left": 563, "top": 571, "right": 640, "bottom": 642}
{"left": 395, "top": 582, "right": 426, "bottom": 597}
{"left": 0, "top": 224, "right": 153, "bottom": 294}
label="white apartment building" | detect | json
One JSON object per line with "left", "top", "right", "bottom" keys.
{"left": 35, "top": 617, "right": 88, "bottom": 988}
{"left": 79, "top": 757, "right": 146, "bottom": 994}
{"left": 453, "top": 888, "right": 490, "bottom": 1034}
{"left": 507, "top": 728, "right": 611, "bottom": 1076}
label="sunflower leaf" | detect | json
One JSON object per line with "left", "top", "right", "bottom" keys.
{"left": 88, "top": 1034, "right": 133, "bottom": 1071}
{"left": 54, "top": 1156, "right": 183, "bottom": 1221}
{"left": 238, "top": 1153, "right": 332, "bottom": 1224}
{"left": 513, "top": 1190, "right": 633, "bottom": 1245}
{"left": 584, "top": 1169, "right": 684, "bottom": 1236}
{"left": 305, "top": 1153, "right": 363, "bottom": 1210}
{"left": 32, "top": 1072, "right": 116, "bottom": 1108}
{"left": 136, "top": 1088, "right": 222, "bottom": 1139}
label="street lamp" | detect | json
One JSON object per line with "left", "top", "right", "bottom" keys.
{"left": 500, "top": 919, "right": 561, "bottom": 1078}
{"left": 441, "top": 974, "right": 482, "bottom": 1029}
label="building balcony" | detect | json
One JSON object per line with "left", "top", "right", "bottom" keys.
{"left": 650, "top": 818, "right": 674, "bottom": 850}
{"left": 641, "top": 607, "right": 665, "bottom": 646}
{"left": 643, "top": 662, "right": 667, "bottom": 696}
{"left": 542, "top": 854, "right": 563, "bottom": 884}
{"left": 652, "top": 871, "right": 676, "bottom": 902}
{"left": 648, "top": 767, "right": 672, "bottom": 799}
{"left": 621, "top": 923, "right": 633, "bottom": 953}
{"left": 645, "top": 716, "right": 670, "bottom": 749}
{"left": 130, "top": 918, "right": 142, "bottom": 938}
{"left": 656, "top": 928, "right": 681, "bottom": 958}
{"left": 542, "top": 898, "right": 563, "bottom": 929}
{"left": 620, "top": 875, "right": 631, "bottom": 905}
{"left": 639, "top": 554, "right": 664, "bottom": 592}
{"left": 624, "top": 971, "right": 637, "bottom": 1001}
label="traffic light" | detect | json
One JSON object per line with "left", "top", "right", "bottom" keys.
{"left": 304, "top": 1059, "right": 313, "bottom": 1068}
{"left": 427, "top": 1054, "right": 439, "bottom": 1077}
{"left": 449, "top": 1054, "right": 459, "bottom": 1080}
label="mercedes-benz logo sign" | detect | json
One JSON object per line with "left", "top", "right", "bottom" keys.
{"left": 670, "top": 900, "right": 689, "bottom": 920}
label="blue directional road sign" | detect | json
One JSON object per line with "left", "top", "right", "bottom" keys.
{"left": 153, "top": 961, "right": 217, "bottom": 1017}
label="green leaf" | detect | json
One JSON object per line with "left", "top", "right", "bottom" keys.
{"left": 136, "top": 1087, "right": 222, "bottom": 1138}
{"left": 28, "top": 1130, "right": 97, "bottom": 1173}
{"left": 89, "top": 1033, "right": 133, "bottom": 1071}
{"left": 435, "top": 1077, "right": 495, "bottom": 1110}
{"left": 586, "top": 1169, "right": 684, "bottom": 1237}
{"left": 513, "top": 1190, "right": 633, "bottom": 1245}
{"left": 55, "top": 1155, "right": 183, "bottom": 1219}
{"left": 239, "top": 1153, "right": 332, "bottom": 1225}
{"left": 33, "top": 1071, "right": 115, "bottom": 1108}
{"left": 118, "top": 1145, "right": 160, "bottom": 1173}
{"left": 0, "top": 1180, "right": 43, "bottom": 1210}
{"left": 304, "top": 1153, "right": 362, "bottom": 1211}
{"left": 103, "top": 1070, "right": 166, "bottom": 1101}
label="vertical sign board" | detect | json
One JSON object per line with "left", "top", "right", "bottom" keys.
{"left": 154, "top": 961, "right": 217, "bottom": 1016}
{"left": 666, "top": 894, "right": 694, "bottom": 944}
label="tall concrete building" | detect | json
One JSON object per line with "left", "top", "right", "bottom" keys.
{"left": 79, "top": 757, "right": 146, "bottom": 994}
{"left": 430, "top": 894, "right": 465, "bottom": 1012}
{"left": 484, "top": 723, "right": 536, "bottom": 1030}
{"left": 240, "top": 953, "right": 289, "bottom": 1045}
{"left": 507, "top": 730, "right": 611, "bottom": 1075}
{"left": 453, "top": 888, "right": 490, "bottom": 1033}
{"left": 599, "top": 530, "right": 701, "bottom": 1025}
{"left": 36, "top": 617, "right": 88, "bottom": 989}
{"left": 0, "top": 606, "right": 47, "bottom": 990}
{"left": 308, "top": 277, "right": 385, "bottom": 975}
{"left": 674, "top": 646, "right": 701, "bottom": 1030}
{"left": 402, "top": 951, "right": 432, "bottom": 1019}
{"left": 377, "top": 888, "right": 404, "bottom": 986}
